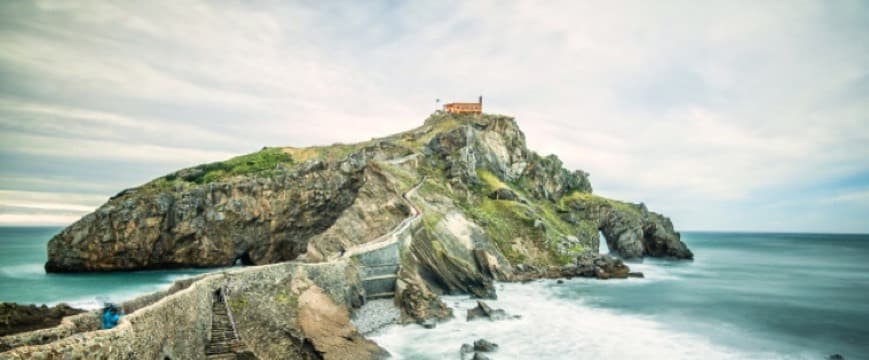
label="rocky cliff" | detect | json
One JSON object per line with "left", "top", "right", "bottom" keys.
{"left": 46, "top": 111, "right": 691, "bottom": 279}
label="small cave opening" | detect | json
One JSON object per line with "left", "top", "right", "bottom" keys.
{"left": 234, "top": 251, "right": 254, "bottom": 266}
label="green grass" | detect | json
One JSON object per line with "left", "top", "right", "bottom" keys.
{"left": 460, "top": 198, "right": 533, "bottom": 264}
{"left": 377, "top": 161, "right": 419, "bottom": 192}
{"left": 284, "top": 143, "right": 363, "bottom": 163}
{"left": 477, "top": 169, "right": 508, "bottom": 191}
{"left": 558, "top": 191, "right": 642, "bottom": 218}
{"left": 179, "top": 147, "right": 294, "bottom": 185}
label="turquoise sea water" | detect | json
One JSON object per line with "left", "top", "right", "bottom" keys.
{"left": 372, "top": 232, "right": 869, "bottom": 359}
{"left": 0, "top": 227, "right": 216, "bottom": 309}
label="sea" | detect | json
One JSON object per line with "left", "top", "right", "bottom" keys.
{"left": 1, "top": 228, "right": 867, "bottom": 359}
{"left": 0, "top": 227, "right": 215, "bottom": 309}
{"left": 369, "top": 232, "right": 869, "bottom": 360}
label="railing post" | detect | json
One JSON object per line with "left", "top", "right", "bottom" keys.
{"left": 222, "top": 285, "right": 240, "bottom": 343}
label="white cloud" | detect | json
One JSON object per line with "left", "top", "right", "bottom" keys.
{"left": 0, "top": 214, "right": 82, "bottom": 226}
{"left": 0, "top": 0, "right": 866, "bottom": 231}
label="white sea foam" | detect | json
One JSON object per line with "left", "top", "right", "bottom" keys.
{"left": 0, "top": 263, "right": 45, "bottom": 279}
{"left": 369, "top": 282, "right": 787, "bottom": 360}
{"left": 49, "top": 273, "right": 204, "bottom": 310}
{"left": 51, "top": 283, "right": 166, "bottom": 310}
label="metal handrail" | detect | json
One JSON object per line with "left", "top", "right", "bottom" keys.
{"left": 222, "top": 286, "right": 240, "bottom": 343}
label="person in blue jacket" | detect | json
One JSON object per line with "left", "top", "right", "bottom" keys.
{"left": 101, "top": 304, "right": 122, "bottom": 329}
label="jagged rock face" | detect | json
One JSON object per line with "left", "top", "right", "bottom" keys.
{"left": 565, "top": 197, "right": 693, "bottom": 260}
{"left": 423, "top": 117, "right": 590, "bottom": 202}
{"left": 303, "top": 165, "right": 409, "bottom": 261}
{"left": 408, "top": 223, "right": 495, "bottom": 299}
{"left": 643, "top": 212, "right": 693, "bottom": 259}
{"left": 523, "top": 153, "right": 592, "bottom": 201}
{"left": 424, "top": 116, "right": 529, "bottom": 184}
{"left": 45, "top": 156, "right": 367, "bottom": 272}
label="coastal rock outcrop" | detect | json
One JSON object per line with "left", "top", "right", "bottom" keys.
{"left": 43, "top": 113, "right": 692, "bottom": 325}
{"left": 562, "top": 193, "right": 693, "bottom": 260}
{"left": 0, "top": 303, "right": 82, "bottom": 338}
{"left": 511, "top": 253, "right": 638, "bottom": 281}
{"left": 16, "top": 111, "right": 700, "bottom": 359}
{"left": 45, "top": 153, "right": 367, "bottom": 272}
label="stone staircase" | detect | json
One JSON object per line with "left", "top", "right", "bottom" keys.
{"left": 356, "top": 242, "right": 400, "bottom": 300}
{"left": 205, "top": 292, "right": 239, "bottom": 360}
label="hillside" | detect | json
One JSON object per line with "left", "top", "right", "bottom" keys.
{"left": 44, "top": 112, "right": 692, "bottom": 319}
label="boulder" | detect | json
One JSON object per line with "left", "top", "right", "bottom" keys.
{"left": 563, "top": 253, "right": 631, "bottom": 279}
{"left": 473, "top": 339, "right": 499, "bottom": 352}
{"left": 466, "top": 300, "right": 507, "bottom": 321}
{"left": 487, "top": 188, "right": 517, "bottom": 201}
{"left": 296, "top": 285, "right": 388, "bottom": 360}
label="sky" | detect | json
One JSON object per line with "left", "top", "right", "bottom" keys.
{"left": 0, "top": 1, "right": 867, "bottom": 233}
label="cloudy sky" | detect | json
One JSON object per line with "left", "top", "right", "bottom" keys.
{"left": 0, "top": 1, "right": 867, "bottom": 232}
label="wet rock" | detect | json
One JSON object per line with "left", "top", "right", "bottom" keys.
{"left": 0, "top": 303, "right": 83, "bottom": 336}
{"left": 466, "top": 300, "right": 507, "bottom": 321}
{"left": 472, "top": 353, "right": 491, "bottom": 360}
{"left": 563, "top": 253, "right": 631, "bottom": 279}
{"left": 827, "top": 354, "right": 844, "bottom": 360}
{"left": 473, "top": 338, "right": 498, "bottom": 352}
{"left": 460, "top": 343, "right": 474, "bottom": 353}
{"left": 628, "top": 272, "right": 645, "bottom": 278}
{"left": 420, "top": 318, "right": 437, "bottom": 329}
{"left": 396, "top": 279, "right": 452, "bottom": 324}
{"left": 474, "top": 249, "right": 509, "bottom": 281}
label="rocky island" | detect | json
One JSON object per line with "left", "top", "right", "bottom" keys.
{"left": 2, "top": 112, "right": 692, "bottom": 359}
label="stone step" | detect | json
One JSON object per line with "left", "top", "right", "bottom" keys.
{"left": 361, "top": 264, "right": 399, "bottom": 278}
{"left": 366, "top": 292, "right": 395, "bottom": 300}
{"left": 362, "top": 276, "right": 397, "bottom": 294}
{"left": 206, "top": 354, "right": 238, "bottom": 360}
{"left": 362, "top": 274, "right": 398, "bottom": 281}
{"left": 354, "top": 243, "right": 400, "bottom": 267}
{"left": 206, "top": 345, "right": 233, "bottom": 354}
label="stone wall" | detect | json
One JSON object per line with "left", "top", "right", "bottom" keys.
{"left": 0, "top": 274, "right": 204, "bottom": 353}
{"left": 0, "top": 312, "right": 99, "bottom": 353}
